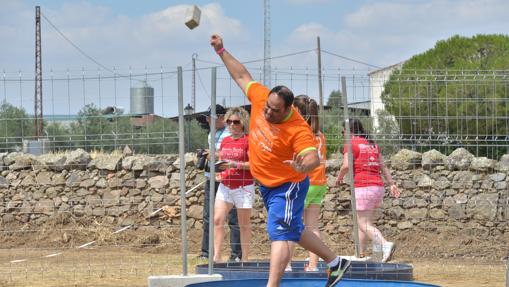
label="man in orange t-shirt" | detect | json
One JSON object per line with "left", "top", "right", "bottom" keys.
{"left": 210, "top": 34, "right": 350, "bottom": 287}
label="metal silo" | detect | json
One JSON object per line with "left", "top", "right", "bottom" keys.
{"left": 130, "top": 81, "right": 154, "bottom": 115}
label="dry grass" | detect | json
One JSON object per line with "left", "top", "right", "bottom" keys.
{"left": 0, "top": 249, "right": 186, "bottom": 287}
{"left": 407, "top": 258, "right": 505, "bottom": 287}
{"left": 0, "top": 248, "right": 505, "bottom": 287}
{"left": 1, "top": 222, "right": 507, "bottom": 287}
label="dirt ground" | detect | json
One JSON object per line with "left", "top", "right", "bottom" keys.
{"left": 0, "top": 218, "right": 507, "bottom": 287}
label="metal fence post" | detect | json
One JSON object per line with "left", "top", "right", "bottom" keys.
{"left": 208, "top": 67, "right": 217, "bottom": 275}
{"left": 506, "top": 259, "right": 508, "bottom": 287}
{"left": 341, "top": 76, "right": 360, "bottom": 258}
{"left": 177, "top": 66, "right": 188, "bottom": 275}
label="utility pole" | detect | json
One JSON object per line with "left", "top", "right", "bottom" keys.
{"left": 34, "top": 6, "right": 43, "bottom": 138}
{"left": 192, "top": 53, "right": 197, "bottom": 111}
{"left": 263, "top": 0, "right": 271, "bottom": 87}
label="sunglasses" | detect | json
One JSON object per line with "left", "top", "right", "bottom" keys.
{"left": 226, "top": 119, "right": 242, "bottom": 125}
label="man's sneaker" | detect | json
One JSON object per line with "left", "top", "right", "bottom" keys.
{"left": 285, "top": 263, "right": 292, "bottom": 272}
{"left": 325, "top": 257, "right": 351, "bottom": 287}
{"left": 382, "top": 242, "right": 395, "bottom": 263}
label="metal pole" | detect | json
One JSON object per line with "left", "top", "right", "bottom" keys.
{"left": 34, "top": 6, "right": 43, "bottom": 138}
{"left": 506, "top": 258, "right": 509, "bottom": 287}
{"left": 177, "top": 66, "right": 188, "bottom": 275}
{"left": 341, "top": 76, "right": 360, "bottom": 258}
{"left": 208, "top": 67, "right": 217, "bottom": 275}
{"left": 192, "top": 53, "right": 197, "bottom": 112}
{"left": 263, "top": 0, "right": 271, "bottom": 88}
{"left": 317, "top": 36, "right": 324, "bottom": 125}
{"left": 187, "top": 119, "right": 191, "bottom": 152}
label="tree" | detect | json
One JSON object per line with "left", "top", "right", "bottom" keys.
{"left": 132, "top": 117, "right": 179, "bottom": 154}
{"left": 326, "top": 90, "right": 343, "bottom": 109}
{"left": 71, "top": 103, "right": 116, "bottom": 151}
{"left": 0, "top": 101, "right": 33, "bottom": 151}
{"left": 381, "top": 34, "right": 509, "bottom": 158}
{"left": 46, "top": 122, "right": 73, "bottom": 151}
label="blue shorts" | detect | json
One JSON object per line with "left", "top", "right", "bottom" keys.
{"left": 260, "top": 177, "right": 309, "bottom": 242}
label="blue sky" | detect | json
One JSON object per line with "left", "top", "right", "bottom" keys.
{"left": 1, "top": 0, "right": 509, "bottom": 116}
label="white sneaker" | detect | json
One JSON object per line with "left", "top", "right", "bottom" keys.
{"left": 285, "top": 263, "right": 292, "bottom": 272}
{"left": 372, "top": 243, "right": 383, "bottom": 261}
{"left": 304, "top": 264, "right": 319, "bottom": 272}
{"left": 382, "top": 242, "right": 395, "bottom": 263}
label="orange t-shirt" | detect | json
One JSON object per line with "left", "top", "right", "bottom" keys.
{"left": 245, "top": 81, "right": 317, "bottom": 188}
{"left": 308, "top": 131, "right": 327, "bottom": 186}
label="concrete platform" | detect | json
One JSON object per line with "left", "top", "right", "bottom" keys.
{"left": 195, "top": 260, "right": 413, "bottom": 281}
{"left": 148, "top": 274, "right": 223, "bottom": 287}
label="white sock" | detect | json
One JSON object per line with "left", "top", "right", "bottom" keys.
{"left": 327, "top": 256, "right": 340, "bottom": 268}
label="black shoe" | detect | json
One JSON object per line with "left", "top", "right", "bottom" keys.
{"left": 228, "top": 256, "right": 241, "bottom": 262}
{"left": 196, "top": 255, "right": 208, "bottom": 261}
{"left": 325, "top": 258, "right": 351, "bottom": 287}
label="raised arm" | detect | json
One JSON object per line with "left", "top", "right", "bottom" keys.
{"left": 335, "top": 153, "right": 349, "bottom": 186}
{"left": 210, "top": 34, "right": 253, "bottom": 93}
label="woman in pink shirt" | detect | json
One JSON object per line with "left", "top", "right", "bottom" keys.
{"left": 213, "top": 107, "right": 254, "bottom": 262}
{"left": 336, "top": 118, "right": 400, "bottom": 262}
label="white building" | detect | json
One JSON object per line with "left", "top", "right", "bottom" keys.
{"left": 368, "top": 62, "right": 405, "bottom": 129}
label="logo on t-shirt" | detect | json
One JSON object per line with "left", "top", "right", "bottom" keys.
{"left": 251, "top": 112, "right": 281, "bottom": 153}
{"left": 359, "top": 144, "right": 380, "bottom": 167}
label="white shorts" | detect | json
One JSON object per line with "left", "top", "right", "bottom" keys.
{"left": 216, "top": 183, "right": 255, "bottom": 209}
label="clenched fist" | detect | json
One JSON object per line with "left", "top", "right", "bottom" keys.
{"left": 210, "top": 34, "right": 224, "bottom": 52}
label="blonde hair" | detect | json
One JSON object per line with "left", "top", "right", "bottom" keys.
{"left": 224, "top": 106, "right": 250, "bottom": 133}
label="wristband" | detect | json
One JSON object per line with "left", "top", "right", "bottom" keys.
{"left": 216, "top": 47, "right": 225, "bottom": 55}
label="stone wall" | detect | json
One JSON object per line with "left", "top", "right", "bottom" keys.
{"left": 0, "top": 148, "right": 508, "bottom": 236}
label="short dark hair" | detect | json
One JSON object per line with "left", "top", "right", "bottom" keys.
{"left": 269, "top": 85, "right": 294, "bottom": 108}
{"left": 207, "top": 104, "right": 227, "bottom": 116}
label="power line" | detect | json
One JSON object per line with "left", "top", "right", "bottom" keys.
{"left": 195, "top": 68, "right": 211, "bottom": 100}
{"left": 195, "top": 49, "right": 316, "bottom": 69}
{"left": 321, "top": 49, "right": 381, "bottom": 69}
{"left": 41, "top": 12, "right": 117, "bottom": 75}
{"left": 243, "top": 49, "right": 315, "bottom": 64}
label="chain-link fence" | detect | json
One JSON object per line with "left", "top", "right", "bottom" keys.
{"left": 1, "top": 62, "right": 507, "bottom": 286}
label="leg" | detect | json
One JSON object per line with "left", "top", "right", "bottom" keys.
{"left": 260, "top": 181, "right": 303, "bottom": 286}
{"left": 286, "top": 241, "right": 297, "bottom": 271}
{"left": 358, "top": 209, "right": 395, "bottom": 262}
{"left": 357, "top": 210, "right": 386, "bottom": 246}
{"left": 228, "top": 207, "right": 242, "bottom": 260}
{"left": 304, "top": 204, "right": 321, "bottom": 269}
{"left": 213, "top": 199, "right": 233, "bottom": 262}
{"left": 200, "top": 179, "right": 211, "bottom": 257}
{"left": 299, "top": 228, "right": 351, "bottom": 287}
{"left": 355, "top": 186, "right": 387, "bottom": 254}
{"left": 236, "top": 208, "right": 252, "bottom": 261}
{"left": 266, "top": 241, "right": 293, "bottom": 287}
{"left": 298, "top": 228, "right": 336, "bottom": 263}
{"left": 357, "top": 224, "right": 368, "bottom": 257}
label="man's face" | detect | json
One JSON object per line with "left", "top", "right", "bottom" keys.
{"left": 264, "top": 93, "right": 289, "bottom": 124}
{"left": 206, "top": 115, "right": 225, "bottom": 129}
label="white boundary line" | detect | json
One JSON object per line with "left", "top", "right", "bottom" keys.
{"left": 8, "top": 181, "right": 206, "bottom": 264}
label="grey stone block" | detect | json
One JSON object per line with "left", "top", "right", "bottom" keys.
{"left": 148, "top": 274, "right": 222, "bottom": 287}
